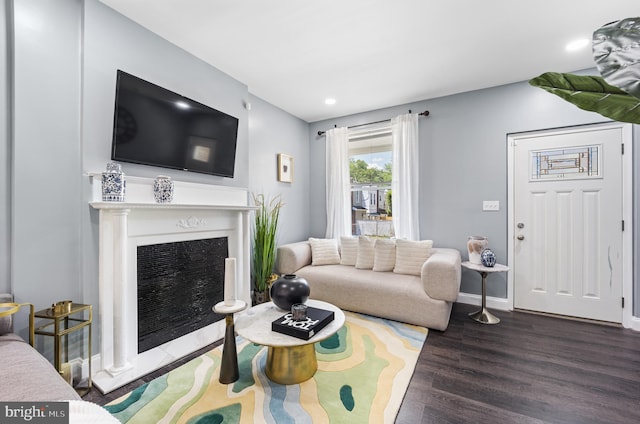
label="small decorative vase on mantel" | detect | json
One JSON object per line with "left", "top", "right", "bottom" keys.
{"left": 153, "top": 175, "right": 174, "bottom": 203}
{"left": 101, "top": 162, "right": 126, "bottom": 202}
{"left": 467, "top": 236, "right": 489, "bottom": 264}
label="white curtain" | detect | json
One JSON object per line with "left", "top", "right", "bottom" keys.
{"left": 391, "top": 113, "right": 420, "bottom": 240}
{"left": 325, "top": 127, "right": 351, "bottom": 239}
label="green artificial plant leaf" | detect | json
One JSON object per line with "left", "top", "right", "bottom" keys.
{"left": 529, "top": 72, "right": 640, "bottom": 124}
{"left": 593, "top": 17, "right": 640, "bottom": 99}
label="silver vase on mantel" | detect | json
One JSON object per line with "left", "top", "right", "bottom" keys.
{"left": 101, "top": 162, "right": 126, "bottom": 202}
{"left": 153, "top": 175, "right": 174, "bottom": 203}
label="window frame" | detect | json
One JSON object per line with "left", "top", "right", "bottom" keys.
{"left": 347, "top": 123, "right": 394, "bottom": 237}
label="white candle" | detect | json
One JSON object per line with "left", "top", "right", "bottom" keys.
{"left": 224, "top": 257, "right": 236, "bottom": 306}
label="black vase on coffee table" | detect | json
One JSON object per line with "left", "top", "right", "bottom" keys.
{"left": 270, "top": 274, "right": 310, "bottom": 310}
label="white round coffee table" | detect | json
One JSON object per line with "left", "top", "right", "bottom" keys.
{"left": 235, "top": 299, "right": 345, "bottom": 384}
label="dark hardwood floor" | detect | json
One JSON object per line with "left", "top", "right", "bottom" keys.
{"left": 85, "top": 303, "right": 640, "bottom": 423}
{"left": 397, "top": 303, "right": 640, "bottom": 424}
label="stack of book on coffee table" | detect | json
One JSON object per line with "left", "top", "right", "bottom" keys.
{"left": 271, "top": 306, "right": 335, "bottom": 340}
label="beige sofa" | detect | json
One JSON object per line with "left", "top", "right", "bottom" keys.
{"left": 276, "top": 239, "right": 461, "bottom": 331}
{"left": 0, "top": 294, "right": 81, "bottom": 401}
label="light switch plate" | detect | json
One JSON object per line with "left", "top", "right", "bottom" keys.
{"left": 483, "top": 200, "right": 499, "bottom": 211}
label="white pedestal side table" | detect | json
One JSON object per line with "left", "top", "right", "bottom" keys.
{"left": 462, "top": 261, "right": 509, "bottom": 324}
{"left": 213, "top": 300, "right": 247, "bottom": 384}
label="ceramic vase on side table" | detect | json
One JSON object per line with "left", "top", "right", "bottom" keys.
{"left": 467, "top": 236, "right": 488, "bottom": 264}
{"left": 480, "top": 248, "right": 497, "bottom": 267}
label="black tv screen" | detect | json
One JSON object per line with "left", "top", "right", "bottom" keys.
{"left": 111, "top": 70, "right": 239, "bottom": 178}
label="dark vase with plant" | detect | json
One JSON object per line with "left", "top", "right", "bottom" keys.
{"left": 251, "top": 193, "right": 283, "bottom": 305}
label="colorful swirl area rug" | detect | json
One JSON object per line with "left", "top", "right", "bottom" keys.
{"left": 105, "top": 311, "right": 428, "bottom": 424}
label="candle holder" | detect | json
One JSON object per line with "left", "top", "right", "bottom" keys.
{"left": 224, "top": 257, "right": 236, "bottom": 306}
{"left": 213, "top": 300, "right": 247, "bottom": 384}
{"left": 291, "top": 303, "right": 308, "bottom": 321}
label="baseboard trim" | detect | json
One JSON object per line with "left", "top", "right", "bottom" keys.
{"left": 456, "top": 293, "right": 640, "bottom": 331}
{"left": 628, "top": 316, "right": 640, "bottom": 331}
{"left": 456, "top": 292, "right": 511, "bottom": 311}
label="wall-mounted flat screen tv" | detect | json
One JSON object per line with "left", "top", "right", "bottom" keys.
{"left": 111, "top": 70, "right": 239, "bottom": 178}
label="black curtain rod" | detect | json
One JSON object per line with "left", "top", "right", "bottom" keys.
{"left": 317, "top": 110, "right": 430, "bottom": 136}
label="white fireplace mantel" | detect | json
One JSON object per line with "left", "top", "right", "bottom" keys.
{"left": 88, "top": 173, "right": 254, "bottom": 393}
{"left": 87, "top": 172, "right": 252, "bottom": 207}
{"left": 90, "top": 202, "right": 255, "bottom": 211}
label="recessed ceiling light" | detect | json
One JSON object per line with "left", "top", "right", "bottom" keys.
{"left": 325, "top": 98, "right": 336, "bottom": 105}
{"left": 175, "top": 100, "right": 190, "bottom": 109}
{"left": 566, "top": 38, "right": 590, "bottom": 52}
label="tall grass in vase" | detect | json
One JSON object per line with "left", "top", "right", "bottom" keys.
{"left": 251, "top": 193, "right": 283, "bottom": 304}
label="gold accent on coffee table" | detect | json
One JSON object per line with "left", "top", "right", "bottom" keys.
{"left": 235, "top": 300, "right": 345, "bottom": 385}
{"left": 266, "top": 344, "right": 318, "bottom": 385}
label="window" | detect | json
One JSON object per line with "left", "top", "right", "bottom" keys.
{"left": 348, "top": 123, "right": 394, "bottom": 237}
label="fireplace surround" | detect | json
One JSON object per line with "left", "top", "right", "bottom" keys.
{"left": 89, "top": 174, "right": 252, "bottom": 393}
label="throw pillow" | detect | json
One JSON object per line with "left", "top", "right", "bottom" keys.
{"left": 309, "top": 238, "right": 341, "bottom": 266}
{"left": 340, "top": 236, "right": 358, "bottom": 266}
{"left": 393, "top": 239, "right": 433, "bottom": 276}
{"left": 373, "top": 239, "right": 396, "bottom": 272}
{"left": 355, "top": 236, "right": 375, "bottom": 269}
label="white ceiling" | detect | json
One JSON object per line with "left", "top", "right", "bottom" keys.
{"left": 98, "top": 0, "right": 639, "bottom": 123}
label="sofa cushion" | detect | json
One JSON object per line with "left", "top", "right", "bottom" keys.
{"left": 294, "top": 264, "right": 453, "bottom": 330}
{"left": 355, "top": 236, "right": 375, "bottom": 269}
{"left": 373, "top": 238, "right": 396, "bottom": 272}
{"left": 339, "top": 236, "right": 358, "bottom": 266}
{"left": 0, "top": 336, "right": 81, "bottom": 401}
{"left": 309, "top": 238, "right": 341, "bottom": 265}
{"left": 422, "top": 248, "right": 462, "bottom": 302}
{"left": 394, "top": 239, "right": 433, "bottom": 276}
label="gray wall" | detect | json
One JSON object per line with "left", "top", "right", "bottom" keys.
{"left": 82, "top": 0, "right": 249, "bottom": 185}
{"left": 247, "top": 94, "right": 310, "bottom": 245}
{"left": 80, "top": 0, "right": 252, "bottom": 342}
{"left": 4, "top": 0, "right": 310, "bottom": 341}
{"left": 12, "top": 0, "right": 83, "bottom": 311}
{"left": 0, "top": 1, "right": 9, "bottom": 293}
{"left": 309, "top": 78, "right": 639, "bottom": 313}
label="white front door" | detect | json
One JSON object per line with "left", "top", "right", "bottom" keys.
{"left": 511, "top": 123, "right": 626, "bottom": 323}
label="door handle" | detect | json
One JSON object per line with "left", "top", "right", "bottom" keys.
{"left": 517, "top": 235, "right": 525, "bottom": 240}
